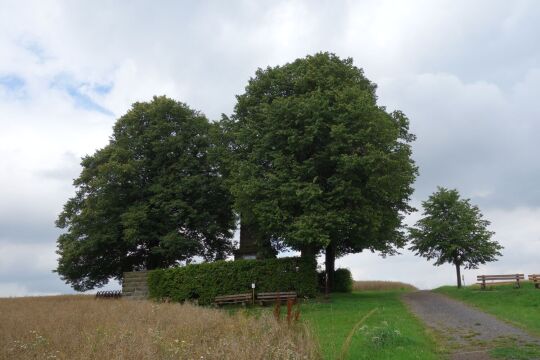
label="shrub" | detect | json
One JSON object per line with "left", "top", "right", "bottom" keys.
{"left": 316, "top": 268, "right": 353, "bottom": 293}
{"left": 333, "top": 268, "right": 353, "bottom": 293}
{"left": 148, "top": 257, "right": 318, "bottom": 305}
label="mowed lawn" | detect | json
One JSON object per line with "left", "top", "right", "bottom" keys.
{"left": 436, "top": 282, "right": 540, "bottom": 336}
{"left": 300, "top": 291, "right": 441, "bottom": 360}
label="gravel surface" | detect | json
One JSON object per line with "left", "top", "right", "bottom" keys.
{"left": 402, "top": 291, "right": 540, "bottom": 359}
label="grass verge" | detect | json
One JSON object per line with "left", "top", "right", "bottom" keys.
{"left": 490, "top": 343, "right": 540, "bottom": 359}
{"left": 436, "top": 282, "right": 540, "bottom": 336}
{"left": 233, "top": 289, "right": 441, "bottom": 359}
{"left": 299, "top": 291, "right": 441, "bottom": 360}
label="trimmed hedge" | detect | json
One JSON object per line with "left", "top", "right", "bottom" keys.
{"left": 333, "top": 268, "right": 353, "bottom": 293}
{"left": 148, "top": 257, "right": 318, "bottom": 305}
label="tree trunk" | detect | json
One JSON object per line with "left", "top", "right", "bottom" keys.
{"left": 300, "top": 244, "right": 317, "bottom": 259}
{"left": 325, "top": 242, "right": 336, "bottom": 292}
{"left": 455, "top": 262, "right": 462, "bottom": 289}
{"left": 236, "top": 219, "right": 258, "bottom": 260}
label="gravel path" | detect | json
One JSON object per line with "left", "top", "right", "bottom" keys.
{"left": 402, "top": 291, "right": 540, "bottom": 359}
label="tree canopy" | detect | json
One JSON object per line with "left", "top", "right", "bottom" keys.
{"left": 409, "top": 187, "right": 502, "bottom": 288}
{"left": 56, "top": 96, "right": 235, "bottom": 291}
{"left": 222, "top": 52, "right": 418, "bottom": 288}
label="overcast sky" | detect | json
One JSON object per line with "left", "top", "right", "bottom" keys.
{"left": 1, "top": 0, "right": 539, "bottom": 296}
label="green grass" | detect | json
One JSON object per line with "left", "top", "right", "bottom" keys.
{"left": 490, "top": 343, "right": 540, "bottom": 359}
{"left": 297, "top": 291, "right": 441, "bottom": 359}
{"left": 229, "top": 283, "right": 540, "bottom": 359}
{"left": 233, "top": 291, "right": 441, "bottom": 359}
{"left": 436, "top": 282, "right": 540, "bottom": 336}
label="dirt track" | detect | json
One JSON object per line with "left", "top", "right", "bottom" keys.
{"left": 402, "top": 291, "right": 540, "bottom": 359}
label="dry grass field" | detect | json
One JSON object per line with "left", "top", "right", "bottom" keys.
{"left": 353, "top": 281, "right": 417, "bottom": 291}
{"left": 0, "top": 295, "right": 319, "bottom": 360}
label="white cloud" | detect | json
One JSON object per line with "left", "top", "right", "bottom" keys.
{"left": 0, "top": 243, "right": 55, "bottom": 273}
{"left": 377, "top": 69, "right": 540, "bottom": 207}
{"left": 338, "top": 206, "right": 540, "bottom": 289}
{"left": 0, "top": 283, "right": 37, "bottom": 297}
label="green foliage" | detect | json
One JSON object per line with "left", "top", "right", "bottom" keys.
{"left": 316, "top": 268, "right": 353, "bottom": 293}
{"left": 56, "top": 96, "right": 235, "bottom": 291}
{"left": 147, "top": 257, "right": 317, "bottom": 305}
{"left": 409, "top": 187, "right": 502, "bottom": 285}
{"left": 222, "top": 52, "right": 417, "bottom": 259}
{"left": 333, "top": 268, "right": 353, "bottom": 293}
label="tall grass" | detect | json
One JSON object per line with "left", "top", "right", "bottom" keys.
{"left": 0, "top": 295, "right": 319, "bottom": 360}
{"left": 353, "top": 281, "right": 417, "bottom": 292}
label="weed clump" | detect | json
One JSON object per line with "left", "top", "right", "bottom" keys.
{"left": 359, "top": 321, "right": 412, "bottom": 348}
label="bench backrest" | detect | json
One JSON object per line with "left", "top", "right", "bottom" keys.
{"left": 96, "top": 290, "right": 122, "bottom": 298}
{"left": 528, "top": 274, "right": 540, "bottom": 279}
{"left": 477, "top": 274, "right": 524, "bottom": 281}
{"left": 214, "top": 293, "right": 251, "bottom": 301}
{"left": 214, "top": 291, "right": 297, "bottom": 303}
{"left": 257, "top": 292, "right": 297, "bottom": 299}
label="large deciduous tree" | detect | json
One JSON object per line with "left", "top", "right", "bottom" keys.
{"left": 56, "top": 96, "right": 235, "bottom": 291}
{"left": 409, "top": 187, "right": 502, "bottom": 288}
{"left": 223, "top": 53, "right": 418, "bottom": 290}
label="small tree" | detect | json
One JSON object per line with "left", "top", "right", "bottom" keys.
{"left": 409, "top": 187, "right": 502, "bottom": 288}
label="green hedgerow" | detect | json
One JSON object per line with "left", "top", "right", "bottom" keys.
{"left": 147, "top": 257, "right": 318, "bottom": 305}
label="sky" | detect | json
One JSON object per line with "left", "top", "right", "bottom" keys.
{"left": 1, "top": 0, "right": 539, "bottom": 295}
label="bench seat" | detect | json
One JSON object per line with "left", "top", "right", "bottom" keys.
{"left": 528, "top": 274, "right": 540, "bottom": 289}
{"left": 213, "top": 293, "right": 252, "bottom": 306}
{"left": 256, "top": 291, "right": 297, "bottom": 305}
{"left": 476, "top": 274, "right": 524, "bottom": 289}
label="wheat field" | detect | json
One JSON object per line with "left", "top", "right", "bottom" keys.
{"left": 0, "top": 295, "right": 319, "bottom": 360}
{"left": 352, "top": 281, "right": 417, "bottom": 291}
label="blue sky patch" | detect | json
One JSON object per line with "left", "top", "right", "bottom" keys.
{"left": 93, "top": 83, "right": 113, "bottom": 95}
{"left": 51, "top": 74, "right": 114, "bottom": 116}
{"left": 22, "top": 40, "right": 48, "bottom": 62}
{"left": 0, "top": 74, "right": 25, "bottom": 91}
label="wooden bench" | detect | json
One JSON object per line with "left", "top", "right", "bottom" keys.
{"left": 256, "top": 291, "right": 297, "bottom": 305}
{"left": 213, "top": 293, "right": 252, "bottom": 306}
{"left": 95, "top": 290, "right": 122, "bottom": 299}
{"left": 476, "top": 274, "right": 524, "bottom": 289}
{"left": 528, "top": 274, "right": 540, "bottom": 289}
